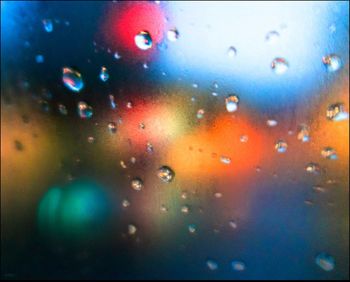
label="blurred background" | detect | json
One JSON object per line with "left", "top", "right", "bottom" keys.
{"left": 1, "top": 1, "right": 349, "bottom": 280}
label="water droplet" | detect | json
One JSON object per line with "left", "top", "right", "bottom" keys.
{"left": 35, "top": 54, "right": 44, "bottom": 63}
{"left": 143, "top": 62, "right": 149, "bottom": 69}
{"left": 114, "top": 51, "right": 121, "bottom": 60}
{"left": 313, "top": 185, "right": 326, "bottom": 193}
{"left": 229, "top": 220, "right": 238, "bottom": 229}
{"left": 181, "top": 205, "right": 190, "bottom": 214}
{"left": 126, "top": 101, "right": 133, "bottom": 109}
{"left": 130, "top": 157, "right": 136, "bottom": 164}
{"left": 227, "top": 46, "right": 237, "bottom": 58}
{"left": 297, "top": 124, "right": 310, "bottom": 142}
{"left": 146, "top": 142, "right": 154, "bottom": 153}
{"left": 100, "top": 66, "right": 109, "bottom": 82}
{"left": 87, "top": 136, "right": 95, "bottom": 144}
{"left": 212, "top": 92, "right": 218, "bottom": 97}
{"left": 214, "top": 192, "right": 223, "bottom": 198}
{"left": 122, "top": 199, "right": 130, "bottom": 208}
{"left": 77, "top": 101, "right": 93, "bottom": 119}
{"left": 271, "top": 57, "right": 289, "bottom": 74}
{"left": 120, "top": 161, "right": 127, "bottom": 169}
{"left": 131, "top": 178, "right": 143, "bottom": 191}
{"left": 167, "top": 28, "right": 179, "bottom": 42}
{"left": 231, "top": 260, "right": 245, "bottom": 271}
{"left": 107, "top": 122, "right": 116, "bottom": 134}
{"left": 42, "top": 19, "right": 53, "bottom": 32}
{"left": 188, "top": 224, "right": 196, "bottom": 234}
{"left": 128, "top": 224, "right": 137, "bottom": 235}
{"left": 327, "top": 103, "right": 349, "bottom": 121}
{"left": 197, "top": 109, "right": 205, "bottom": 119}
{"left": 157, "top": 166, "right": 175, "bottom": 183}
{"left": 58, "top": 103, "right": 68, "bottom": 115}
{"left": 240, "top": 135, "right": 248, "bottom": 143}
{"left": 315, "top": 253, "right": 335, "bottom": 271}
{"left": 225, "top": 95, "right": 239, "bottom": 112}
{"left": 139, "top": 122, "right": 145, "bottom": 129}
{"left": 265, "top": 30, "right": 280, "bottom": 44}
{"left": 275, "top": 140, "right": 288, "bottom": 153}
{"left": 206, "top": 260, "right": 218, "bottom": 271}
{"left": 181, "top": 191, "right": 188, "bottom": 199}
{"left": 62, "top": 67, "right": 84, "bottom": 92}
{"left": 267, "top": 119, "right": 278, "bottom": 127}
{"left": 109, "top": 95, "right": 117, "bottom": 110}
{"left": 321, "top": 147, "right": 337, "bottom": 160}
{"left": 14, "top": 140, "right": 24, "bottom": 151}
{"left": 220, "top": 156, "right": 231, "bottom": 164}
{"left": 323, "top": 54, "right": 342, "bottom": 72}
{"left": 135, "top": 31, "right": 153, "bottom": 50}
{"left": 305, "top": 163, "right": 320, "bottom": 174}
{"left": 160, "top": 205, "right": 168, "bottom": 212}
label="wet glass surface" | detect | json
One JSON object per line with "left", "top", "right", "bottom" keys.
{"left": 1, "top": 1, "right": 349, "bottom": 280}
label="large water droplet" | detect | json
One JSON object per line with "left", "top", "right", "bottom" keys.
{"left": 225, "top": 95, "right": 239, "bottom": 112}
{"left": 315, "top": 253, "right": 335, "bottom": 271}
{"left": 77, "top": 101, "right": 93, "bottom": 119}
{"left": 327, "top": 103, "right": 349, "bottom": 121}
{"left": 62, "top": 67, "right": 84, "bottom": 92}
{"left": 135, "top": 31, "right": 153, "bottom": 50}
{"left": 271, "top": 57, "right": 289, "bottom": 74}
{"left": 323, "top": 54, "right": 342, "bottom": 72}
{"left": 157, "top": 166, "right": 175, "bottom": 183}
{"left": 100, "top": 66, "right": 109, "bottom": 82}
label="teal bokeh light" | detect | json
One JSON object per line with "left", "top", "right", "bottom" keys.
{"left": 38, "top": 180, "right": 110, "bottom": 243}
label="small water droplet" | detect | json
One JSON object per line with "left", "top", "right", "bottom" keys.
{"left": 240, "top": 135, "right": 248, "bottom": 143}
{"left": 323, "top": 54, "right": 342, "bottom": 72}
{"left": 100, "top": 66, "right": 109, "bottom": 82}
{"left": 206, "top": 260, "right": 218, "bottom": 271}
{"left": 229, "top": 220, "right": 238, "bottom": 229}
{"left": 267, "top": 119, "right": 278, "bottom": 127}
{"left": 120, "top": 160, "right": 127, "bottom": 169}
{"left": 146, "top": 142, "right": 154, "bottom": 153}
{"left": 77, "top": 101, "right": 93, "bottom": 119}
{"left": 181, "top": 205, "right": 190, "bottom": 214}
{"left": 315, "top": 253, "right": 335, "bottom": 271}
{"left": 87, "top": 136, "right": 95, "bottom": 143}
{"left": 327, "top": 103, "right": 349, "bottom": 121}
{"left": 220, "top": 156, "right": 231, "bottom": 164}
{"left": 122, "top": 199, "right": 130, "bottom": 208}
{"left": 271, "top": 57, "right": 289, "bottom": 74}
{"left": 109, "top": 95, "right": 117, "bottom": 109}
{"left": 197, "top": 109, "right": 205, "bottom": 119}
{"left": 108, "top": 122, "right": 117, "bottom": 134}
{"left": 225, "top": 95, "right": 239, "bottom": 112}
{"left": 130, "top": 157, "right": 136, "bottom": 164}
{"left": 214, "top": 192, "right": 223, "bottom": 198}
{"left": 231, "top": 260, "right": 245, "bottom": 271}
{"left": 275, "top": 140, "right": 288, "bottom": 153}
{"left": 62, "top": 67, "right": 84, "bottom": 92}
{"left": 321, "top": 147, "right": 337, "bottom": 160}
{"left": 157, "top": 166, "right": 175, "bottom": 183}
{"left": 265, "top": 30, "right": 280, "bottom": 44}
{"left": 42, "top": 19, "right": 53, "bottom": 32}
{"left": 126, "top": 101, "right": 133, "bottom": 109}
{"left": 297, "top": 124, "right": 310, "bottom": 142}
{"left": 227, "top": 46, "right": 237, "bottom": 58}
{"left": 305, "top": 163, "right": 320, "bottom": 174}
{"left": 128, "top": 224, "right": 137, "bottom": 235}
{"left": 114, "top": 51, "right": 121, "bottom": 60}
{"left": 14, "top": 140, "right": 24, "bottom": 151}
{"left": 131, "top": 178, "right": 143, "bottom": 191}
{"left": 135, "top": 31, "right": 152, "bottom": 50}
{"left": 167, "top": 28, "right": 179, "bottom": 42}
{"left": 188, "top": 224, "right": 196, "bottom": 234}
{"left": 160, "top": 204, "right": 168, "bottom": 212}
{"left": 181, "top": 191, "right": 188, "bottom": 199}
{"left": 58, "top": 103, "right": 68, "bottom": 115}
